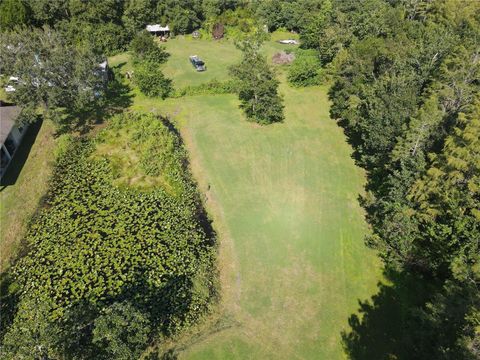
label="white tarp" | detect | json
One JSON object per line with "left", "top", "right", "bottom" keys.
{"left": 146, "top": 24, "right": 170, "bottom": 32}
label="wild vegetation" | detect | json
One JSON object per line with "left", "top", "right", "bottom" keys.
{"left": 287, "top": 49, "right": 323, "bottom": 87}
{"left": 312, "top": 1, "right": 480, "bottom": 358}
{"left": 1, "top": 0, "right": 479, "bottom": 359}
{"left": 1, "top": 113, "right": 216, "bottom": 358}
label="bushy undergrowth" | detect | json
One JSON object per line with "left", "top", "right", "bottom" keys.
{"left": 1, "top": 113, "right": 216, "bottom": 359}
{"left": 287, "top": 49, "right": 323, "bottom": 87}
{"left": 172, "top": 79, "right": 239, "bottom": 98}
{"left": 94, "top": 113, "right": 185, "bottom": 193}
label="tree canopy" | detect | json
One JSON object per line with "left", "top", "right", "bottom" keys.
{"left": 230, "top": 34, "right": 284, "bottom": 124}
{"left": 0, "top": 26, "right": 104, "bottom": 124}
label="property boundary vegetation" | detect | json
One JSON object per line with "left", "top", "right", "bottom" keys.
{"left": 1, "top": 113, "right": 217, "bottom": 359}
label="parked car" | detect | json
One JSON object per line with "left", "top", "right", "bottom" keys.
{"left": 189, "top": 55, "right": 206, "bottom": 71}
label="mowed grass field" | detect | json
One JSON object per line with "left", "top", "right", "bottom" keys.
{"left": 114, "top": 35, "right": 382, "bottom": 359}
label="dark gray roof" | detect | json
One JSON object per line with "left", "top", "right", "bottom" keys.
{"left": 0, "top": 105, "right": 21, "bottom": 145}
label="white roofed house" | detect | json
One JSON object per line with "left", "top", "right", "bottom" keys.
{"left": 146, "top": 24, "right": 170, "bottom": 37}
{"left": 0, "top": 103, "right": 28, "bottom": 178}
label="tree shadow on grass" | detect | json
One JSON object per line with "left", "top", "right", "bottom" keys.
{"left": 56, "top": 63, "right": 134, "bottom": 135}
{"left": 0, "top": 272, "right": 19, "bottom": 341}
{"left": 342, "top": 268, "right": 473, "bottom": 360}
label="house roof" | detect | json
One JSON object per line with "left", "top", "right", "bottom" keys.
{"left": 0, "top": 104, "right": 21, "bottom": 145}
{"left": 146, "top": 24, "right": 170, "bottom": 32}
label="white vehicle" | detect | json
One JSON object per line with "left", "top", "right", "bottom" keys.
{"left": 8, "top": 76, "right": 19, "bottom": 82}
{"left": 278, "top": 39, "right": 299, "bottom": 45}
{"left": 5, "top": 85, "right": 16, "bottom": 93}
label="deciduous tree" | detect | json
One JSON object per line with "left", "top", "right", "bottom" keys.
{"left": 230, "top": 34, "right": 284, "bottom": 124}
{"left": 0, "top": 26, "right": 104, "bottom": 124}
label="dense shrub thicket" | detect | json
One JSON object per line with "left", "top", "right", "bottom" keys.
{"left": 287, "top": 49, "right": 323, "bottom": 87}
{"left": 1, "top": 113, "right": 216, "bottom": 358}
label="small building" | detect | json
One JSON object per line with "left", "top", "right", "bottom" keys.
{"left": 146, "top": 24, "right": 170, "bottom": 37}
{"left": 98, "top": 59, "right": 109, "bottom": 84}
{"left": 1, "top": 103, "right": 27, "bottom": 178}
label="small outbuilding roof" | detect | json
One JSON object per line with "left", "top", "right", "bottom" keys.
{"left": 146, "top": 24, "right": 170, "bottom": 32}
{"left": 0, "top": 103, "right": 21, "bottom": 145}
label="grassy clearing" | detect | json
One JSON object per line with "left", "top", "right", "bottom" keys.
{"left": 114, "top": 35, "right": 382, "bottom": 359}
{"left": 0, "top": 120, "right": 56, "bottom": 272}
{"left": 109, "top": 34, "right": 297, "bottom": 92}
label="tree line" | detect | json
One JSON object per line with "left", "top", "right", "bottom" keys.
{"left": 300, "top": 0, "right": 479, "bottom": 358}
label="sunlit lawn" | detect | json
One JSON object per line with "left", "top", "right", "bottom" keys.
{"left": 110, "top": 34, "right": 382, "bottom": 359}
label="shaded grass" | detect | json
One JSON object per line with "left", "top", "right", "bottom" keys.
{"left": 0, "top": 120, "right": 56, "bottom": 272}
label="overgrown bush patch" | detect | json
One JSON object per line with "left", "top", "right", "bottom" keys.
{"left": 2, "top": 112, "right": 216, "bottom": 358}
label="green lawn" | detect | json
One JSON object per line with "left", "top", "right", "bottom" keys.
{"left": 116, "top": 36, "right": 382, "bottom": 359}
{"left": 0, "top": 120, "right": 56, "bottom": 272}
{"left": 109, "top": 34, "right": 298, "bottom": 90}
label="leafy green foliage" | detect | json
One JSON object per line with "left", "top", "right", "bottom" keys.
{"left": 1, "top": 297, "right": 63, "bottom": 360}
{"left": 173, "top": 78, "right": 239, "bottom": 97}
{"left": 215, "top": 7, "right": 261, "bottom": 40}
{"left": 92, "top": 302, "right": 151, "bottom": 360}
{"left": 0, "top": 0, "right": 30, "bottom": 29}
{"left": 287, "top": 49, "right": 323, "bottom": 87}
{"left": 2, "top": 112, "right": 216, "bottom": 358}
{"left": 0, "top": 26, "right": 104, "bottom": 124}
{"left": 134, "top": 61, "right": 173, "bottom": 98}
{"left": 122, "top": 0, "right": 156, "bottom": 36}
{"left": 129, "top": 32, "right": 172, "bottom": 98}
{"left": 58, "top": 19, "right": 130, "bottom": 56}
{"left": 322, "top": 0, "right": 480, "bottom": 357}
{"left": 230, "top": 35, "right": 284, "bottom": 124}
{"left": 130, "top": 31, "right": 170, "bottom": 65}
{"left": 255, "top": 0, "right": 325, "bottom": 32}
